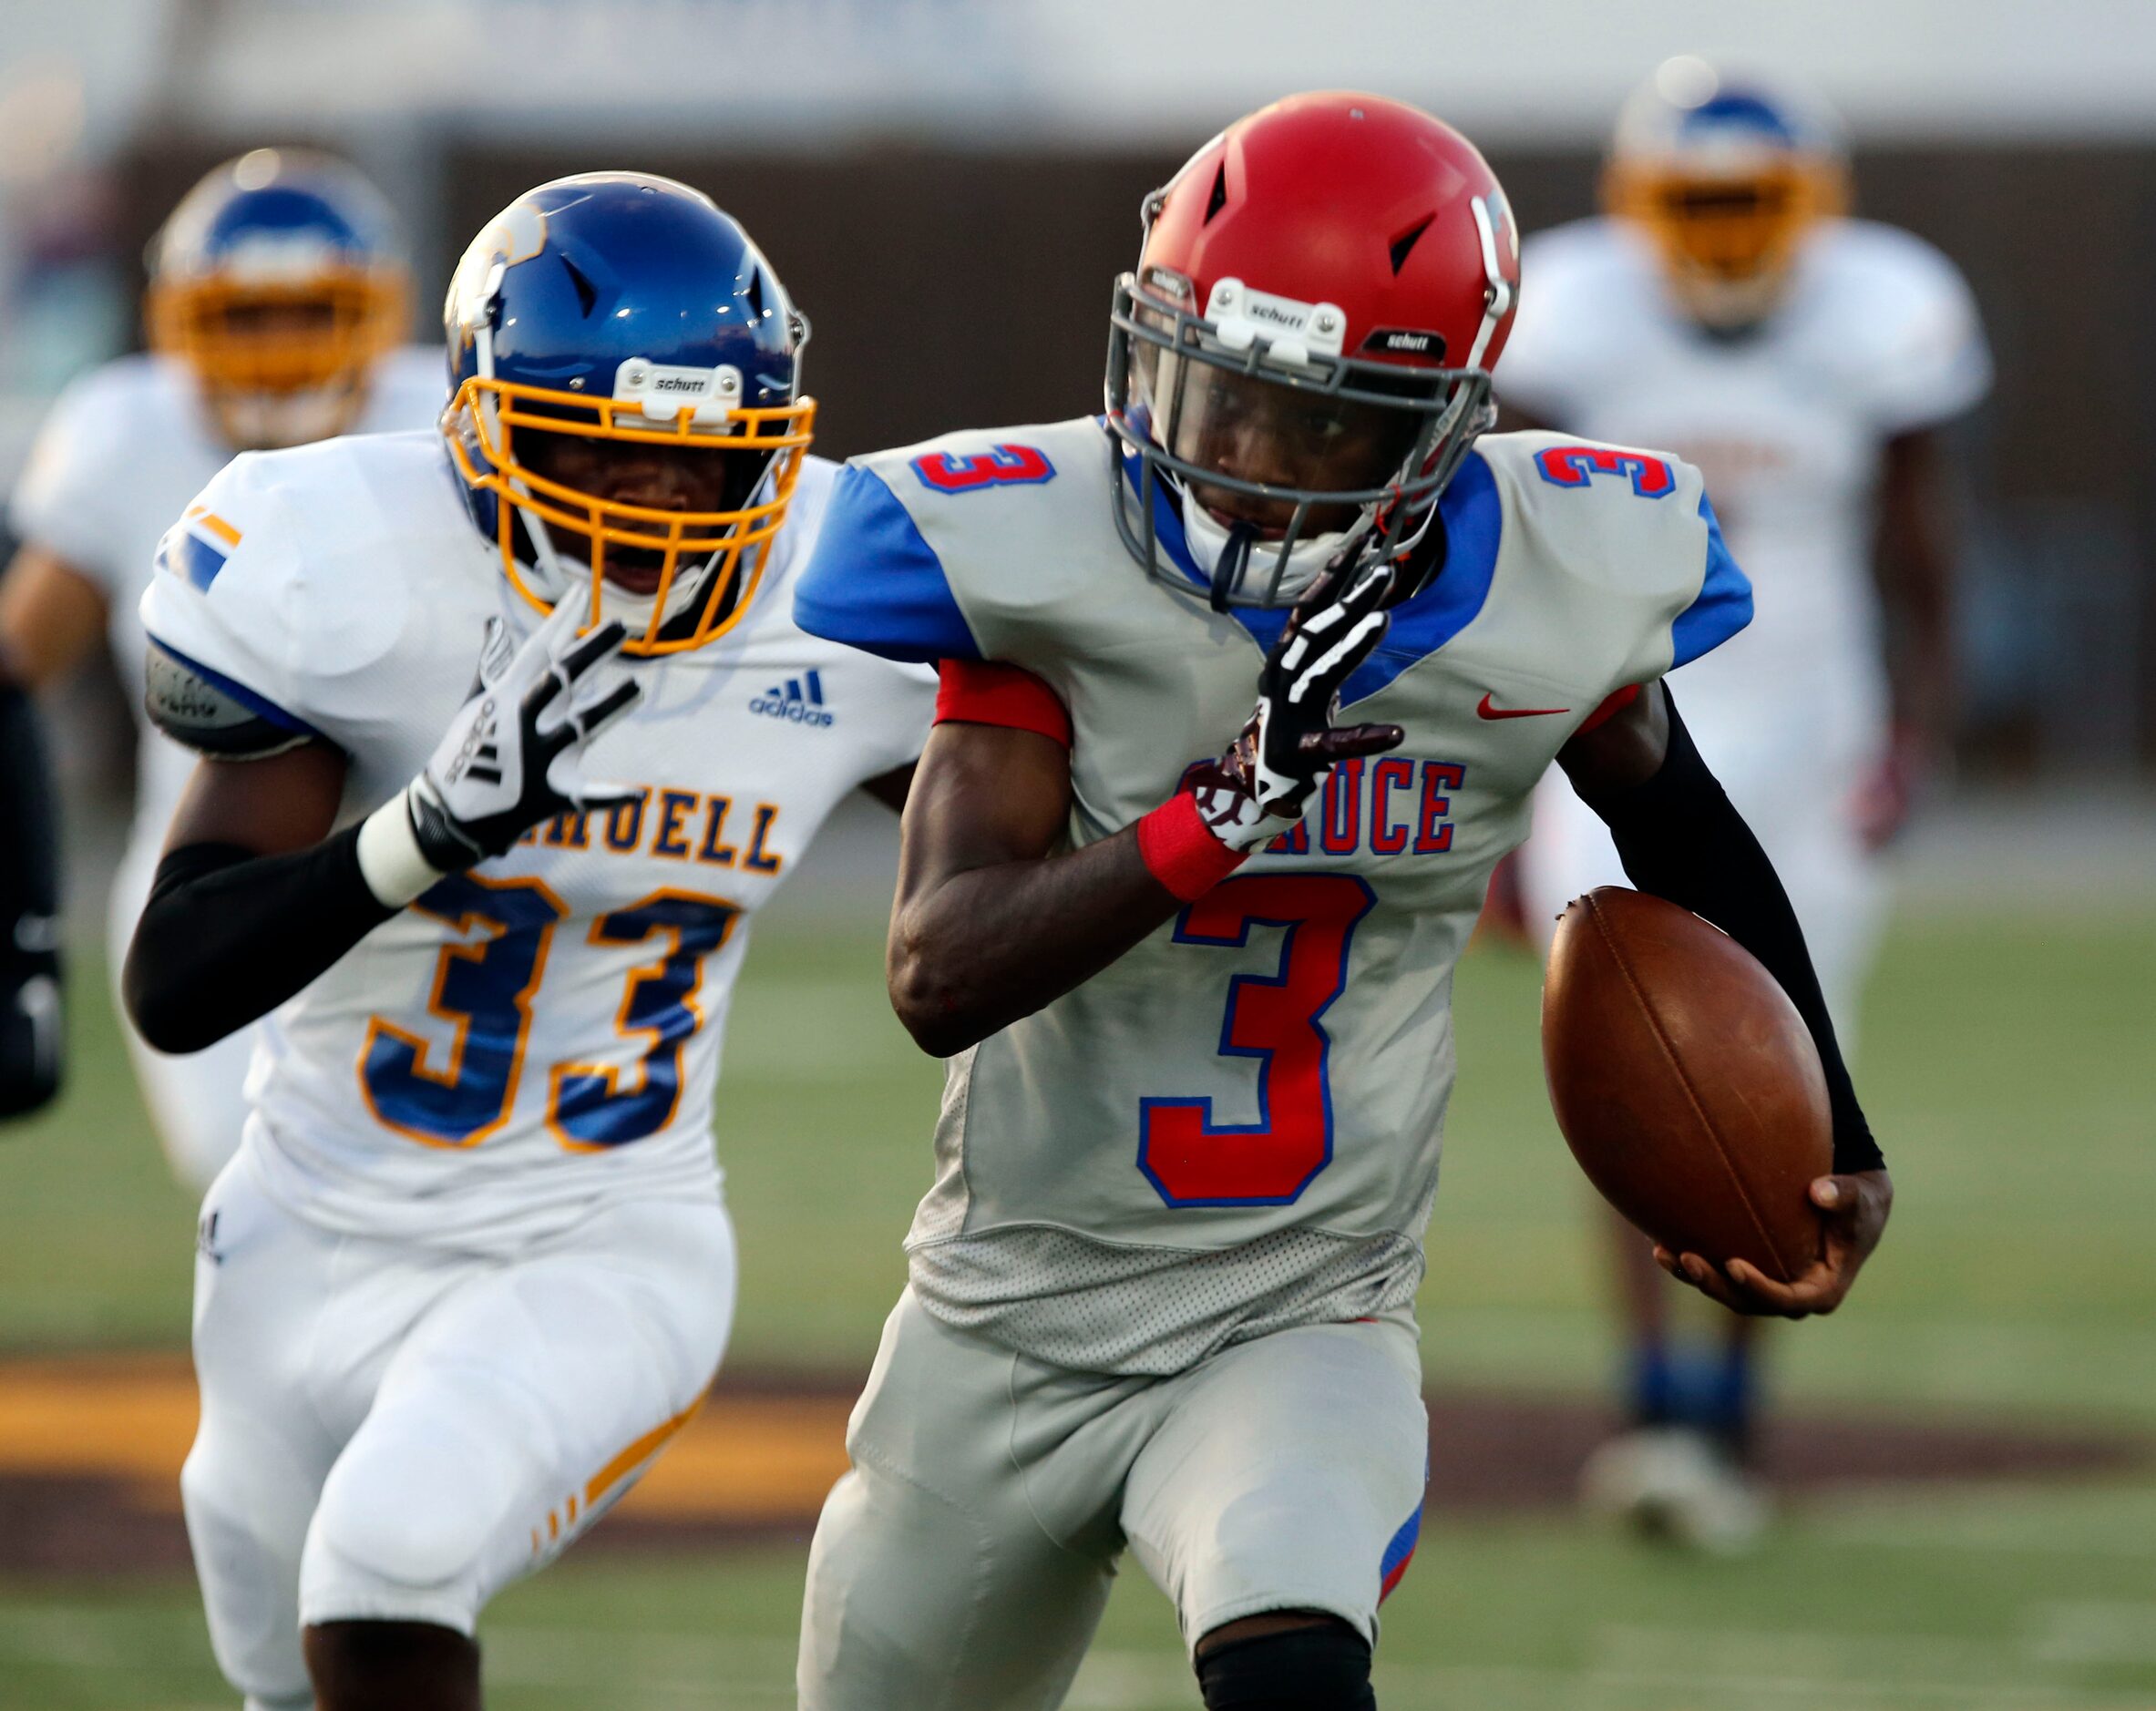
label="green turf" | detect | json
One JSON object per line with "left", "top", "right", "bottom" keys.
{"left": 1425, "top": 912, "right": 2156, "bottom": 1427}
{"left": 2, "top": 907, "right": 2153, "bottom": 1706}
{"left": 12, "top": 1491, "right": 2156, "bottom": 1711}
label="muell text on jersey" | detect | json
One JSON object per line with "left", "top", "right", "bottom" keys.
{"left": 515, "top": 786, "right": 785, "bottom": 875}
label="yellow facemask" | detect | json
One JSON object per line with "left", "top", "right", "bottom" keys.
{"left": 443, "top": 374, "right": 816, "bottom": 657}
{"left": 1604, "top": 152, "right": 1848, "bottom": 328}
{"left": 148, "top": 266, "right": 410, "bottom": 450}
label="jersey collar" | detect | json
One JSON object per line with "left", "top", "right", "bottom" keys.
{"left": 1113, "top": 434, "right": 1504, "bottom": 709}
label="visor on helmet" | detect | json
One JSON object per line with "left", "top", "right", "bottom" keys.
{"left": 1106, "top": 274, "right": 1488, "bottom": 608}
{"left": 1139, "top": 341, "right": 1422, "bottom": 532}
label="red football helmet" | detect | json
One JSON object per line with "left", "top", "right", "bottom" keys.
{"left": 1106, "top": 91, "right": 1519, "bottom": 608}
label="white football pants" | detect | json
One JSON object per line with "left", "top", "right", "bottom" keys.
{"left": 800, "top": 1290, "right": 1428, "bottom": 1711}
{"left": 181, "top": 1158, "right": 734, "bottom": 1711}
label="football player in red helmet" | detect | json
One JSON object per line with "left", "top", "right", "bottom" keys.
{"left": 1103, "top": 95, "right": 1516, "bottom": 610}
{"left": 796, "top": 91, "right": 1891, "bottom": 1708}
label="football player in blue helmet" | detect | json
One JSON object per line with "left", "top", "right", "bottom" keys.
{"left": 2, "top": 148, "right": 440, "bottom": 1191}
{"left": 1599, "top": 59, "right": 1850, "bottom": 331}
{"left": 128, "top": 167, "right": 938, "bottom": 1711}
{"left": 1501, "top": 57, "right": 1986, "bottom": 1550}
{"left": 441, "top": 172, "right": 816, "bottom": 655}
{"left": 147, "top": 148, "right": 415, "bottom": 448}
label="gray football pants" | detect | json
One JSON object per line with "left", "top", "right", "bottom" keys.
{"left": 797, "top": 1288, "right": 1428, "bottom": 1711}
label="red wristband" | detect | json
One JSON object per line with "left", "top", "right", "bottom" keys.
{"left": 1135, "top": 790, "right": 1247, "bottom": 903}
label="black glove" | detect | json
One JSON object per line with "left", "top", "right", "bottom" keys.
{"left": 355, "top": 604, "right": 642, "bottom": 906}
{"left": 1189, "top": 559, "right": 1405, "bottom": 850}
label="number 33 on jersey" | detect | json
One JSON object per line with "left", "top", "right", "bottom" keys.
{"left": 141, "top": 437, "right": 935, "bottom": 1250}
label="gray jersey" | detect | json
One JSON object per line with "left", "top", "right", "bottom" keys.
{"left": 796, "top": 415, "right": 1750, "bottom": 1374}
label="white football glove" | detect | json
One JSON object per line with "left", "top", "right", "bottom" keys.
{"left": 1189, "top": 558, "right": 1405, "bottom": 851}
{"left": 357, "top": 601, "right": 642, "bottom": 906}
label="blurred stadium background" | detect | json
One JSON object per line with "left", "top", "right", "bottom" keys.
{"left": 3, "top": 2, "right": 2154, "bottom": 1706}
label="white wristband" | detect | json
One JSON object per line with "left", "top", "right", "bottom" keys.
{"left": 355, "top": 790, "right": 445, "bottom": 908}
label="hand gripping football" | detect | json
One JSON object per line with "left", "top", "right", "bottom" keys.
{"left": 1541, "top": 887, "right": 1833, "bottom": 1284}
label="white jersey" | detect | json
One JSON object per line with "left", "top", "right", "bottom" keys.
{"left": 1497, "top": 217, "right": 1989, "bottom": 766}
{"left": 140, "top": 433, "right": 934, "bottom": 1252}
{"left": 8, "top": 350, "right": 447, "bottom": 852}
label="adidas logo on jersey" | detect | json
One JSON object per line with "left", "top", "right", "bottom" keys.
{"left": 749, "top": 671, "right": 834, "bottom": 727}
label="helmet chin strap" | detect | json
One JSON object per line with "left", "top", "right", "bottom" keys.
{"left": 1208, "top": 519, "right": 1253, "bottom": 613}
{"left": 506, "top": 459, "right": 776, "bottom": 638}
{"left": 1176, "top": 487, "right": 1355, "bottom": 609}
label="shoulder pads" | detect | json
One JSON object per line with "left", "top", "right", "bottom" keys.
{"left": 144, "top": 644, "right": 319, "bottom": 760}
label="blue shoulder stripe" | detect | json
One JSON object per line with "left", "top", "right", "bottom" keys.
{"left": 792, "top": 464, "right": 982, "bottom": 664}
{"left": 163, "top": 531, "right": 231, "bottom": 592}
{"left": 1670, "top": 491, "right": 1753, "bottom": 669}
{"left": 145, "top": 637, "right": 327, "bottom": 739}
{"left": 1343, "top": 449, "right": 1504, "bottom": 706}
{"left": 1186, "top": 450, "right": 1504, "bottom": 707}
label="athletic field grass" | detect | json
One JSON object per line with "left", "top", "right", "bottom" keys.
{"left": 3, "top": 900, "right": 2153, "bottom": 1708}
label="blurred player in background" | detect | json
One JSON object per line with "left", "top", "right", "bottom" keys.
{"left": 792, "top": 92, "right": 1889, "bottom": 1711}
{"left": 1499, "top": 59, "right": 1991, "bottom": 1549}
{"left": 123, "top": 173, "right": 932, "bottom": 1711}
{"left": 0, "top": 147, "right": 442, "bottom": 1188}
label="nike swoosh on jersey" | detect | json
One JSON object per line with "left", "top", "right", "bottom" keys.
{"left": 1475, "top": 692, "right": 1571, "bottom": 720}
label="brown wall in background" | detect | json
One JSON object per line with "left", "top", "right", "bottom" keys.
{"left": 114, "top": 138, "right": 2156, "bottom": 770}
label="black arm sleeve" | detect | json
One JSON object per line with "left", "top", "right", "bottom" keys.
{"left": 0, "top": 681, "right": 63, "bottom": 1119}
{"left": 123, "top": 825, "right": 398, "bottom": 1055}
{"left": 1589, "top": 692, "right": 1884, "bottom": 1175}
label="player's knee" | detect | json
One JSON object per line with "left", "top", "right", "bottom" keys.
{"left": 180, "top": 1442, "right": 313, "bottom": 1705}
{"left": 1196, "top": 1615, "right": 1374, "bottom": 1711}
{"left": 178, "top": 1441, "right": 247, "bottom": 1561}
{"left": 305, "top": 1429, "right": 515, "bottom": 1609}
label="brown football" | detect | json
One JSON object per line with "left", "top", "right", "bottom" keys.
{"left": 1542, "top": 887, "right": 1833, "bottom": 1285}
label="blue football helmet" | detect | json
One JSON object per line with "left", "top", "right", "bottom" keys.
{"left": 442, "top": 172, "right": 815, "bottom": 655}
{"left": 147, "top": 148, "right": 411, "bottom": 448}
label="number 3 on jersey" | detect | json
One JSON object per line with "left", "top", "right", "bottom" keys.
{"left": 360, "top": 875, "right": 738, "bottom": 1150}
{"left": 1138, "top": 874, "right": 1374, "bottom": 1207}
{"left": 549, "top": 891, "right": 736, "bottom": 1150}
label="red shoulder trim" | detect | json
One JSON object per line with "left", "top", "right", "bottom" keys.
{"left": 1576, "top": 682, "right": 1642, "bottom": 734}
{"left": 935, "top": 660, "right": 1073, "bottom": 748}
